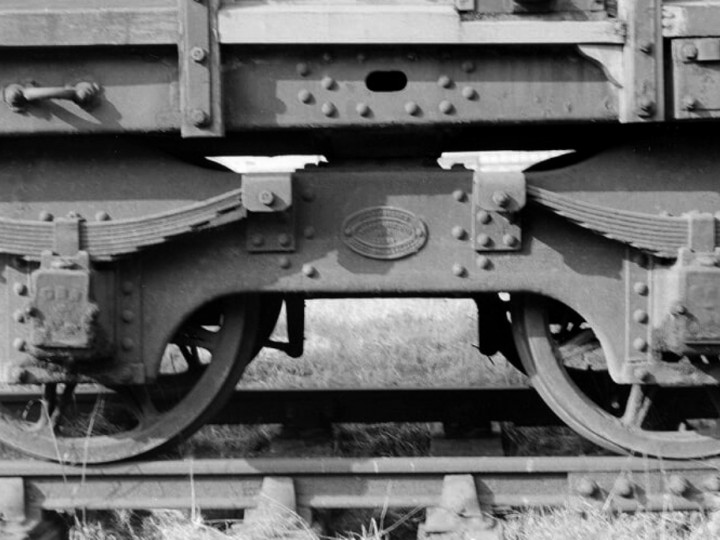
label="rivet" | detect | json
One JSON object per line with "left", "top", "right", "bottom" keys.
{"left": 439, "top": 100, "right": 454, "bottom": 115}
{"left": 190, "top": 109, "right": 210, "bottom": 127}
{"left": 492, "top": 191, "right": 511, "bottom": 208}
{"left": 633, "top": 310, "right": 649, "bottom": 324}
{"left": 121, "top": 281, "right": 134, "bottom": 295}
{"left": 577, "top": 477, "right": 598, "bottom": 498}
{"left": 452, "top": 264, "right": 467, "bottom": 277}
{"left": 356, "top": 103, "right": 370, "bottom": 117}
{"left": 407, "top": 52, "right": 417, "bottom": 61}
{"left": 633, "top": 282, "right": 649, "bottom": 296}
{"left": 682, "top": 43, "right": 698, "bottom": 61}
{"left": 95, "top": 211, "right": 111, "bottom": 222}
{"left": 13, "top": 283, "right": 27, "bottom": 296}
{"left": 452, "top": 226, "right": 467, "bottom": 240}
{"left": 258, "top": 190, "right": 275, "bottom": 206}
{"left": 298, "top": 89, "right": 313, "bottom": 104}
{"left": 633, "top": 367, "right": 652, "bottom": 383}
{"left": 12, "top": 310, "right": 24, "bottom": 323}
{"left": 190, "top": 46, "right": 208, "bottom": 63}
{"left": 321, "top": 102, "right": 336, "bottom": 117}
{"left": 639, "top": 41, "right": 653, "bottom": 54}
{"left": 302, "top": 264, "right": 316, "bottom": 278}
{"left": 672, "top": 303, "right": 687, "bottom": 316}
{"left": 356, "top": 53, "right": 366, "bottom": 63}
{"left": 476, "top": 255, "right": 491, "bottom": 270}
{"left": 461, "top": 61, "right": 475, "bottom": 73}
{"left": 321, "top": 76, "right": 336, "bottom": 90}
{"left": 12, "top": 338, "right": 25, "bottom": 352}
{"left": 121, "top": 310, "right": 134, "bottom": 323}
{"left": 704, "top": 475, "right": 720, "bottom": 492}
{"left": 682, "top": 96, "right": 698, "bottom": 111}
{"left": 614, "top": 477, "right": 634, "bottom": 498}
{"left": 633, "top": 338, "right": 648, "bottom": 352}
{"left": 251, "top": 234, "right": 265, "bottom": 247}
{"left": 38, "top": 211, "right": 54, "bottom": 222}
{"left": 476, "top": 210, "right": 492, "bottom": 224}
{"left": 476, "top": 234, "right": 492, "bottom": 247}
{"left": 344, "top": 227, "right": 353, "bottom": 237}
{"left": 502, "top": 234, "right": 517, "bottom": 247}
{"left": 66, "top": 211, "right": 81, "bottom": 220}
{"left": 667, "top": 475, "right": 690, "bottom": 496}
{"left": 278, "top": 233, "right": 291, "bottom": 247}
{"left": 462, "top": 86, "right": 477, "bottom": 100}
{"left": 279, "top": 256, "right": 291, "bottom": 269}
{"left": 637, "top": 97, "right": 655, "bottom": 118}
{"left": 438, "top": 75, "right": 452, "bottom": 88}
{"left": 322, "top": 52, "right": 333, "bottom": 63}
{"left": 416, "top": 227, "right": 425, "bottom": 238}
{"left": 304, "top": 226, "right": 316, "bottom": 239}
{"left": 453, "top": 189, "right": 467, "bottom": 202}
{"left": 302, "top": 189, "right": 315, "bottom": 202}
{"left": 121, "top": 338, "right": 134, "bottom": 351}
{"left": 405, "top": 102, "right": 420, "bottom": 116}
{"left": 296, "top": 63, "right": 310, "bottom": 76}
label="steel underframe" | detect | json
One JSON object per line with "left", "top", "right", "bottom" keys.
{"left": 3, "top": 456, "right": 720, "bottom": 513}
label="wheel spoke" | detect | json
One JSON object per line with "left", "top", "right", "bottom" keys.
{"left": 620, "top": 384, "right": 656, "bottom": 428}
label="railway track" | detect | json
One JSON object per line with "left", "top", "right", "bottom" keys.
{"left": 4, "top": 456, "right": 720, "bottom": 539}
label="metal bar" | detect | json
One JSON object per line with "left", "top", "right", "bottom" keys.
{"left": 2, "top": 456, "right": 720, "bottom": 512}
{"left": 218, "top": 5, "right": 625, "bottom": 45}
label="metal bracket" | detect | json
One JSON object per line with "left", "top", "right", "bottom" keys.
{"left": 179, "top": 0, "right": 223, "bottom": 137}
{"left": 244, "top": 173, "right": 296, "bottom": 253}
{"left": 472, "top": 172, "right": 524, "bottom": 252}
{"left": 686, "top": 212, "right": 716, "bottom": 253}
{"left": 419, "top": 475, "right": 502, "bottom": 540}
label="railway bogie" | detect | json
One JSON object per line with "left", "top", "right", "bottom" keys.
{"left": 1, "top": 0, "right": 720, "bottom": 462}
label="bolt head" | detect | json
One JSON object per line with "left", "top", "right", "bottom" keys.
{"left": 190, "top": 109, "right": 210, "bottom": 127}
{"left": 405, "top": 102, "right": 420, "bottom": 116}
{"left": 452, "top": 226, "right": 467, "bottom": 240}
{"left": 682, "top": 43, "right": 699, "bottom": 61}
{"left": 321, "top": 102, "right": 336, "bottom": 117}
{"left": 452, "top": 264, "right": 467, "bottom": 277}
{"left": 190, "top": 46, "right": 208, "bottom": 63}
{"left": 576, "top": 477, "right": 598, "bottom": 498}
{"left": 613, "top": 476, "right": 634, "bottom": 498}
{"left": 492, "top": 191, "right": 511, "bottom": 208}
{"left": 476, "top": 234, "right": 492, "bottom": 247}
{"left": 258, "top": 190, "right": 275, "bottom": 206}
{"left": 302, "top": 264, "right": 316, "bottom": 278}
{"left": 667, "top": 475, "right": 689, "bottom": 496}
{"left": 439, "top": 100, "right": 454, "bottom": 115}
{"left": 356, "top": 103, "right": 370, "bottom": 117}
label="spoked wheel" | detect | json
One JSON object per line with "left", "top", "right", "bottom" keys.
{"left": 512, "top": 295, "right": 720, "bottom": 459}
{"left": 0, "top": 295, "right": 260, "bottom": 463}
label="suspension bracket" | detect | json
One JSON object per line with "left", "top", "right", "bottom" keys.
{"left": 472, "top": 171, "right": 525, "bottom": 252}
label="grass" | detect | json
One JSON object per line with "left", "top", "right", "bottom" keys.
{"left": 38, "top": 299, "right": 715, "bottom": 538}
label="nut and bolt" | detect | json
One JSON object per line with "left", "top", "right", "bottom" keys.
{"left": 190, "top": 46, "right": 208, "bottom": 63}
{"left": 576, "top": 477, "right": 598, "bottom": 498}
{"left": 452, "top": 226, "right": 467, "bottom": 240}
{"left": 258, "top": 190, "right": 275, "bottom": 206}
{"left": 190, "top": 109, "right": 210, "bottom": 127}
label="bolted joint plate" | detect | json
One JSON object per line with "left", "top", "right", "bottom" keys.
{"left": 243, "top": 173, "right": 293, "bottom": 213}
{"left": 244, "top": 172, "right": 296, "bottom": 253}
{"left": 472, "top": 172, "right": 525, "bottom": 252}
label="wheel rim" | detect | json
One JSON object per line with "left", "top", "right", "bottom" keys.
{"left": 0, "top": 295, "right": 260, "bottom": 463}
{"left": 512, "top": 295, "right": 720, "bottom": 459}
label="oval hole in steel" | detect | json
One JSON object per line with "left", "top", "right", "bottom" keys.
{"left": 365, "top": 71, "right": 408, "bottom": 92}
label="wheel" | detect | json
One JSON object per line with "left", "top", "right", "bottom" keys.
{"left": 512, "top": 295, "right": 720, "bottom": 459}
{"left": 0, "top": 295, "right": 260, "bottom": 463}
